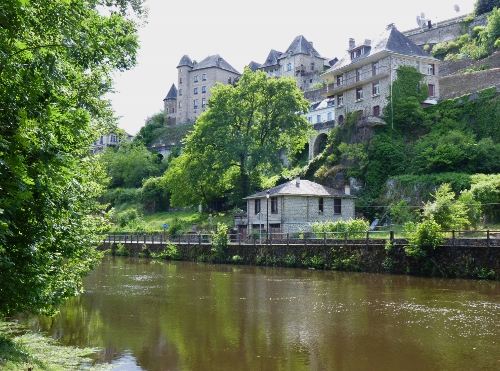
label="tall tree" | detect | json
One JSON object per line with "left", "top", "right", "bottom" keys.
{"left": 0, "top": 0, "right": 143, "bottom": 315}
{"left": 474, "top": 0, "right": 500, "bottom": 15}
{"left": 164, "top": 67, "right": 312, "bottom": 208}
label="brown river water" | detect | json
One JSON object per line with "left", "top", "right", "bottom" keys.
{"left": 16, "top": 256, "right": 500, "bottom": 370}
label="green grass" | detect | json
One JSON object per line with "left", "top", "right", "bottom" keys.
{"left": 0, "top": 321, "right": 112, "bottom": 370}
{"left": 110, "top": 207, "right": 234, "bottom": 233}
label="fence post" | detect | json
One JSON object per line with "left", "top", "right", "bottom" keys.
{"left": 390, "top": 230, "right": 394, "bottom": 242}
{"left": 452, "top": 230, "right": 455, "bottom": 247}
{"left": 344, "top": 232, "right": 347, "bottom": 245}
{"left": 487, "top": 230, "right": 490, "bottom": 250}
{"left": 323, "top": 232, "right": 326, "bottom": 245}
{"left": 366, "top": 231, "right": 369, "bottom": 245}
{"left": 199, "top": 233, "right": 202, "bottom": 246}
{"left": 286, "top": 233, "right": 289, "bottom": 246}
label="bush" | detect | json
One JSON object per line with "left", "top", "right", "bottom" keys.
{"left": 151, "top": 241, "right": 181, "bottom": 260}
{"left": 404, "top": 218, "right": 445, "bottom": 259}
{"left": 211, "top": 223, "right": 229, "bottom": 260}
{"left": 310, "top": 218, "right": 369, "bottom": 238}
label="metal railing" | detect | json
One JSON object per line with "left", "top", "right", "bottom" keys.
{"left": 103, "top": 230, "right": 500, "bottom": 246}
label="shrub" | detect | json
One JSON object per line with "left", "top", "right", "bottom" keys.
{"left": 404, "top": 218, "right": 445, "bottom": 259}
{"left": 310, "top": 218, "right": 369, "bottom": 238}
{"left": 211, "top": 223, "right": 229, "bottom": 261}
{"left": 151, "top": 241, "right": 181, "bottom": 260}
{"left": 113, "top": 243, "right": 130, "bottom": 256}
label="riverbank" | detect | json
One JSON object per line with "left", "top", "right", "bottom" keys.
{"left": 101, "top": 236, "right": 500, "bottom": 280}
{"left": 0, "top": 321, "right": 109, "bottom": 370}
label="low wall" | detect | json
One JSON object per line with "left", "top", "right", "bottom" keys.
{"left": 100, "top": 239, "right": 500, "bottom": 280}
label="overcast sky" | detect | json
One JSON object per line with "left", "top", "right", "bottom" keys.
{"left": 109, "top": 0, "right": 475, "bottom": 135}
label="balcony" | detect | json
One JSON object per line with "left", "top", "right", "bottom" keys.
{"left": 321, "top": 65, "right": 391, "bottom": 97}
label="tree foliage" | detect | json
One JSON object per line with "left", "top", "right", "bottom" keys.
{"left": 474, "top": 0, "right": 500, "bottom": 15}
{"left": 0, "top": 0, "right": 143, "bottom": 315}
{"left": 164, "top": 67, "right": 312, "bottom": 209}
{"left": 99, "top": 143, "right": 166, "bottom": 188}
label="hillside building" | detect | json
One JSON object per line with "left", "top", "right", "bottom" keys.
{"left": 320, "top": 24, "right": 440, "bottom": 127}
{"left": 163, "top": 54, "right": 241, "bottom": 125}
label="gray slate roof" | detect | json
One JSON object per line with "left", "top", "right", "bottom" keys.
{"left": 163, "top": 84, "right": 177, "bottom": 101}
{"left": 279, "top": 35, "right": 324, "bottom": 59}
{"left": 177, "top": 55, "right": 194, "bottom": 68}
{"left": 247, "top": 61, "right": 262, "bottom": 72}
{"left": 192, "top": 54, "right": 241, "bottom": 74}
{"left": 261, "top": 49, "right": 283, "bottom": 68}
{"left": 245, "top": 179, "right": 353, "bottom": 199}
{"left": 323, "top": 24, "right": 438, "bottom": 74}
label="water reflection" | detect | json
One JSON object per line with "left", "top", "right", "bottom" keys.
{"left": 16, "top": 257, "right": 500, "bottom": 370}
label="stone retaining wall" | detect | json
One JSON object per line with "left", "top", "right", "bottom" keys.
{"left": 100, "top": 240, "right": 500, "bottom": 280}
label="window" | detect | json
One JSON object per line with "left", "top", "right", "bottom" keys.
{"left": 271, "top": 197, "right": 278, "bottom": 213}
{"left": 337, "top": 93, "right": 344, "bottom": 106}
{"left": 308, "top": 116, "right": 312, "bottom": 122}
{"left": 194, "top": 75, "right": 198, "bottom": 82}
{"left": 194, "top": 87, "right": 198, "bottom": 94}
{"left": 179, "top": 101, "right": 182, "bottom": 108}
{"left": 334, "top": 199, "right": 342, "bottom": 214}
{"left": 427, "top": 63, "right": 435, "bottom": 75}
{"left": 254, "top": 199, "right": 261, "bottom": 214}
{"left": 372, "top": 81, "right": 380, "bottom": 96}
{"left": 202, "top": 73, "right": 207, "bottom": 81}
{"left": 287, "top": 63, "right": 292, "bottom": 71}
{"left": 350, "top": 48, "right": 364, "bottom": 59}
{"left": 356, "top": 68, "right": 362, "bottom": 82}
{"left": 318, "top": 198, "right": 324, "bottom": 213}
{"left": 193, "top": 99, "right": 198, "bottom": 109}
{"left": 179, "top": 89, "right": 182, "bottom": 96}
{"left": 202, "top": 98, "right": 206, "bottom": 108}
{"left": 171, "top": 108, "right": 175, "bottom": 114}
{"left": 356, "top": 87, "right": 363, "bottom": 100}
{"left": 372, "top": 61, "right": 379, "bottom": 76}
{"left": 337, "top": 74, "right": 344, "bottom": 86}
{"left": 327, "top": 112, "right": 332, "bottom": 121}
{"left": 338, "top": 115, "right": 344, "bottom": 124}
{"left": 202, "top": 86, "right": 207, "bottom": 93}
{"left": 179, "top": 77, "right": 182, "bottom": 84}
{"left": 373, "top": 105, "right": 380, "bottom": 117}
{"left": 228, "top": 77, "right": 232, "bottom": 84}
{"left": 429, "top": 84, "right": 435, "bottom": 97}
{"left": 327, "top": 100, "right": 334, "bottom": 107}
{"left": 310, "top": 62, "right": 315, "bottom": 70}
{"left": 317, "top": 115, "right": 321, "bottom": 123}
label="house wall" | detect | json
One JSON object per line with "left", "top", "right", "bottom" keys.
{"left": 174, "top": 64, "right": 240, "bottom": 125}
{"left": 325, "top": 55, "right": 439, "bottom": 124}
{"left": 247, "top": 195, "right": 355, "bottom": 235}
{"left": 279, "top": 53, "right": 326, "bottom": 91}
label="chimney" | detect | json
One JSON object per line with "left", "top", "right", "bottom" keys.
{"left": 310, "top": 41, "right": 313, "bottom": 47}
{"left": 295, "top": 177, "right": 300, "bottom": 187}
{"left": 344, "top": 184, "right": 351, "bottom": 195}
{"left": 427, "top": 20, "right": 432, "bottom": 29}
{"left": 349, "top": 38, "right": 355, "bottom": 50}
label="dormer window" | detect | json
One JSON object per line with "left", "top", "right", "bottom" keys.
{"left": 350, "top": 47, "right": 364, "bottom": 59}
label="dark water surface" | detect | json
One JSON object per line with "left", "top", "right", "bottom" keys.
{"left": 17, "top": 257, "right": 500, "bottom": 370}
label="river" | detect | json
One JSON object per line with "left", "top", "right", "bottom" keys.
{"left": 16, "top": 257, "right": 500, "bottom": 370}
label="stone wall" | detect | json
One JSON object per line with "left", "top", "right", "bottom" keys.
{"left": 439, "top": 68, "right": 500, "bottom": 100}
{"left": 439, "top": 50, "right": 500, "bottom": 76}
{"left": 101, "top": 238, "right": 500, "bottom": 280}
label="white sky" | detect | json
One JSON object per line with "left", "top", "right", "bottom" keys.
{"left": 109, "top": 0, "right": 475, "bottom": 135}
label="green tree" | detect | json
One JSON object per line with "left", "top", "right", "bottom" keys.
{"left": 474, "top": 0, "right": 500, "bottom": 15}
{"left": 99, "top": 142, "right": 166, "bottom": 188}
{"left": 423, "top": 183, "right": 471, "bottom": 230}
{"left": 164, "top": 67, "right": 312, "bottom": 207}
{"left": 383, "top": 66, "right": 428, "bottom": 134}
{"left": 133, "top": 111, "right": 166, "bottom": 147}
{"left": 0, "top": 0, "right": 143, "bottom": 315}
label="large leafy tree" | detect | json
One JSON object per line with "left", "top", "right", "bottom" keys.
{"left": 164, "top": 67, "right": 312, "bottom": 209}
{"left": 0, "top": 0, "right": 143, "bottom": 315}
{"left": 474, "top": 0, "right": 500, "bottom": 15}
